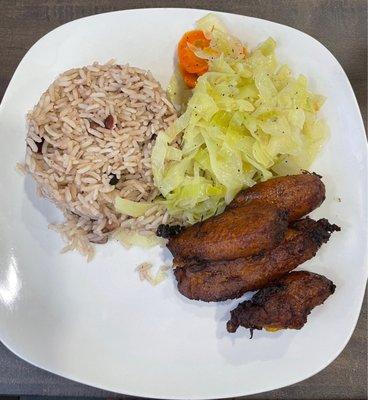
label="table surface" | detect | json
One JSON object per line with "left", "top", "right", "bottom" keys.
{"left": 0, "top": 0, "right": 366, "bottom": 399}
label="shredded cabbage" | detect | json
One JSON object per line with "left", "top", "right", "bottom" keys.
{"left": 155, "top": 13, "right": 329, "bottom": 224}
{"left": 114, "top": 197, "right": 154, "bottom": 217}
{"left": 115, "top": 229, "right": 166, "bottom": 248}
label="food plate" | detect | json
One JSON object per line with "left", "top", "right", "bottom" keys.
{"left": 0, "top": 8, "right": 366, "bottom": 399}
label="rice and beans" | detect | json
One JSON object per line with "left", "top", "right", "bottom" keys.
{"left": 24, "top": 60, "right": 177, "bottom": 260}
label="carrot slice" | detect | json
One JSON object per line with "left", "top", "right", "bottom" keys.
{"left": 178, "top": 30, "right": 210, "bottom": 75}
{"left": 182, "top": 70, "right": 198, "bottom": 88}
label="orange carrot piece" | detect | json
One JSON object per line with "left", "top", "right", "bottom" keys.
{"left": 182, "top": 70, "right": 198, "bottom": 88}
{"left": 178, "top": 30, "right": 210, "bottom": 75}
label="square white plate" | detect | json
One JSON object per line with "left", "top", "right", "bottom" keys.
{"left": 0, "top": 8, "right": 366, "bottom": 399}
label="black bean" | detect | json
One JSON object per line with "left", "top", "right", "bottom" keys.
{"left": 36, "top": 138, "right": 45, "bottom": 153}
{"left": 109, "top": 174, "right": 119, "bottom": 185}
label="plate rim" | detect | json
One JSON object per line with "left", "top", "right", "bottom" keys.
{"left": 0, "top": 7, "right": 367, "bottom": 399}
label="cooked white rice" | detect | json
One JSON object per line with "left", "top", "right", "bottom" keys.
{"left": 24, "top": 60, "right": 177, "bottom": 260}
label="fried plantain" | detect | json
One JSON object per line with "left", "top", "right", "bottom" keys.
{"left": 227, "top": 172, "right": 325, "bottom": 221}
{"left": 174, "top": 218, "right": 340, "bottom": 302}
{"left": 226, "top": 271, "right": 335, "bottom": 334}
{"left": 167, "top": 201, "right": 288, "bottom": 261}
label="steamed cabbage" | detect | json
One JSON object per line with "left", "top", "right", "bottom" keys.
{"left": 153, "top": 14, "right": 329, "bottom": 224}
{"left": 115, "top": 229, "right": 166, "bottom": 248}
{"left": 115, "top": 197, "right": 154, "bottom": 218}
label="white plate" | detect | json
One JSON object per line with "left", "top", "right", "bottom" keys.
{"left": 0, "top": 8, "right": 367, "bottom": 399}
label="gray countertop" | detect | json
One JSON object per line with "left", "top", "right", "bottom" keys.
{"left": 0, "top": 0, "right": 366, "bottom": 398}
